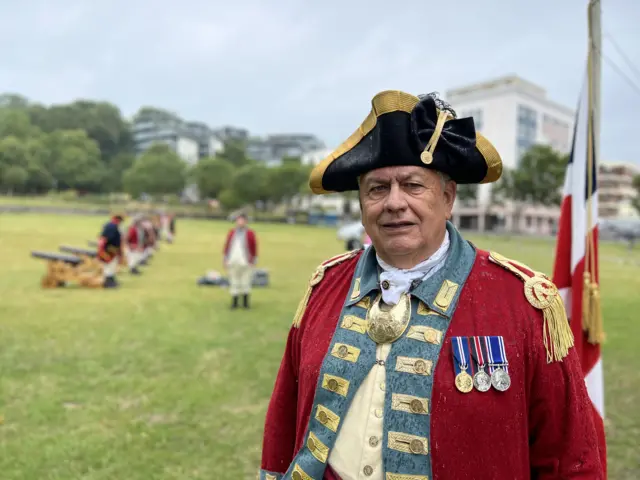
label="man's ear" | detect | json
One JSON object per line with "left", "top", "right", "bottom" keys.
{"left": 444, "top": 181, "right": 457, "bottom": 218}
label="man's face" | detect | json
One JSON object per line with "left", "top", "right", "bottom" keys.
{"left": 359, "top": 166, "right": 456, "bottom": 265}
{"left": 236, "top": 216, "right": 247, "bottom": 228}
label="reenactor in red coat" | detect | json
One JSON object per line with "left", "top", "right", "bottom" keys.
{"left": 125, "top": 215, "right": 144, "bottom": 275}
{"left": 259, "top": 91, "right": 603, "bottom": 480}
{"left": 223, "top": 213, "right": 258, "bottom": 309}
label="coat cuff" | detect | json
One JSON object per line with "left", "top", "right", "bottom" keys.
{"left": 259, "top": 469, "right": 283, "bottom": 480}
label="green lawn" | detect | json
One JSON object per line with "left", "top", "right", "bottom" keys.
{"left": 0, "top": 214, "right": 638, "bottom": 479}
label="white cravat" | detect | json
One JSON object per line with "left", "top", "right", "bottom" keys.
{"left": 376, "top": 230, "right": 450, "bottom": 305}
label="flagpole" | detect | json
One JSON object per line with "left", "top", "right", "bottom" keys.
{"left": 584, "top": 0, "right": 604, "bottom": 343}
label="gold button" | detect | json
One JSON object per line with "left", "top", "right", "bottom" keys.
{"left": 374, "top": 408, "right": 383, "bottom": 418}
{"left": 337, "top": 345, "right": 348, "bottom": 358}
{"left": 410, "top": 439, "right": 425, "bottom": 454}
{"left": 410, "top": 399, "right": 424, "bottom": 413}
{"left": 318, "top": 411, "right": 328, "bottom": 424}
{"left": 307, "top": 437, "right": 316, "bottom": 451}
{"left": 328, "top": 379, "right": 339, "bottom": 391}
{"left": 381, "top": 280, "right": 390, "bottom": 290}
{"left": 424, "top": 329, "right": 438, "bottom": 344}
{"left": 369, "top": 436, "right": 379, "bottom": 447}
{"left": 292, "top": 472, "right": 302, "bottom": 480}
{"left": 343, "top": 317, "right": 353, "bottom": 328}
{"left": 414, "top": 359, "right": 427, "bottom": 374}
{"left": 363, "top": 465, "right": 374, "bottom": 476}
{"left": 380, "top": 382, "right": 386, "bottom": 391}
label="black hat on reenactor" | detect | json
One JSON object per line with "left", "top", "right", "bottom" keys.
{"left": 111, "top": 209, "right": 127, "bottom": 221}
{"left": 308, "top": 90, "right": 503, "bottom": 194}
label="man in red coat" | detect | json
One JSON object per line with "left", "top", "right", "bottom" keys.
{"left": 259, "top": 91, "right": 604, "bottom": 480}
{"left": 125, "top": 214, "right": 144, "bottom": 275}
{"left": 223, "top": 212, "right": 258, "bottom": 309}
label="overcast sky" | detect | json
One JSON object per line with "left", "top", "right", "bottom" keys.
{"left": 1, "top": 0, "right": 638, "bottom": 163}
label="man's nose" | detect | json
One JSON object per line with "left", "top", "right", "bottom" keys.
{"left": 384, "top": 183, "right": 408, "bottom": 212}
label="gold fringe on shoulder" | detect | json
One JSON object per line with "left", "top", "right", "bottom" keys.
{"left": 489, "top": 252, "right": 575, "bottom": 362}
{"left": 292, "top": 250, "right": 361, "bottom": 328}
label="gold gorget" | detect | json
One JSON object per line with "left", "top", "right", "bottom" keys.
{"left": 366, "top": 293, "right": 412, "bottom": 344}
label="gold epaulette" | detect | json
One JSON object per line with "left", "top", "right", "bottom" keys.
{"left": 488, "top": 251, "right": 574, "bottom": 363}
{"left": 292, "top": 250, "right": 361, "bottom": 328}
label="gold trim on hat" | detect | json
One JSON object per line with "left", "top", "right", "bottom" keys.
{"left": 309, "top": 89, "right": 502, "bottom": 194}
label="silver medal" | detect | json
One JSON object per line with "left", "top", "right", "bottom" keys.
{"left": 491, "top": 367, "right": 511, "bottom": 392}
{"left": 473, "top": 368, "right": 492, "bottom": 392}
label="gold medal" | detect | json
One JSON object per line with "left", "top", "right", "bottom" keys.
{"left": 455, "top": 371, "right": 473, "bottom": 393}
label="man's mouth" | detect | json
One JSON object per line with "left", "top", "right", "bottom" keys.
{"left": 381, "top": 221, "right": 415, "bottom": 229}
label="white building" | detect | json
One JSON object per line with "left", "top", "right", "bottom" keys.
{"left": 175, "top": 136, "right": 199, "bottom": 166}
{"left": 445, "top": 75, "right": 575, "bottom": 233}
{"left": 301, "top": 148, "right": 334, "bottom": 166}
{"left": 599, "top": 161, "right": 639, "bottom": 219}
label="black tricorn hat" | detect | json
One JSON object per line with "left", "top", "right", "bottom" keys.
{"left": 309, "top": 90, "right": 503, "bottom": 194}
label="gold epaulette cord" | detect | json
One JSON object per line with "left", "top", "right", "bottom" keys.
{"left": 292, "top": 250, "right": 360, "bottom": 328}
{"left": 489, "top": 252, "right": 575, "bottom": 363}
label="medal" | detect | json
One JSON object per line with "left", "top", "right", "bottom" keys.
{"left": 473, "top": 370, "right": 491, "bottom": 392}
{"left": 451, "top": 337, "right": 473, "bottom": 393}
{"left": 491, "top": 367, "right": 511, "bottom": 392}
{"left": 455, "top": 371, "right": 473, "bottom": 393}
{"left": 486, "top": 336, "right": 511, "bottom": 392}
{"left": 470, "top": 336, "right": 491, "bottom": 392}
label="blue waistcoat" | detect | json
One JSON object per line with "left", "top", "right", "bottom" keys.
{"left": 261, "top": 222, "right": 477, "bottom": 480}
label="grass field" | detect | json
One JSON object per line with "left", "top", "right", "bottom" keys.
{"left": 0, "top": 213, "right": 638, "bottom": 479}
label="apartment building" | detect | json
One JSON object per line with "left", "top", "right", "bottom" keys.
{"left": 445, "top": 75, "right": 575, "bottom": 233}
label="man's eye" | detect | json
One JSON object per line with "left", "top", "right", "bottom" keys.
{"left": 370, "top": 185, "right": 387, "bottom": 193}
{"left": 405, "top": 183, "right": 423, "bottom": 189}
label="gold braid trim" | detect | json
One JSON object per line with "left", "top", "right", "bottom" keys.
{"left": 292, "top": 250, "right": 361, "bottom": 328}
{"left": 489, "top": 251, "right": 575, "bottom": 362}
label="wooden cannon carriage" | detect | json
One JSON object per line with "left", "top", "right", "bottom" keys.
{"left": 58, "top": 245, "right": 103, "bottom": 275}
{"left": 31, "top": 251, "right": 105, "bottom": 288}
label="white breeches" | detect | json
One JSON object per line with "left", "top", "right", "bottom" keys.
{"left": 103, "top": 257, "right": 119, "bottom": 277}
{"left": 128, "top": 250, "right": 142, "bottom": 268}
{"left": 228, "top": 264, "right": 253, "bottom": 296}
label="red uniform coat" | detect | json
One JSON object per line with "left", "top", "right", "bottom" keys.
{"left": 223, "top": 227, "right": 258, "bottom": 264}
{"left": 126, "top": 225, "right": 141, "bottom": 250}
{"left": 261, "top": 249, "right": 603, "bottom": 479}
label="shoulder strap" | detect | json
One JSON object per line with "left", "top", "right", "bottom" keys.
{"left": 488, "top": 251, "right": 574, "bottom": 362}
{"left": 292, "top": 250, "right": 361, "bottom": 328}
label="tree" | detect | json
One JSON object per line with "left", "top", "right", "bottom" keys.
{"left": 633, "top": 174, "right": 640, "bottom": 216}
{"left": 191, "top": 157, "right": 234, "bottom": 199}
{"left": 0, "top": 109, "right": 39, "bottom": 139}
{"left": 218, "top": 188, "right": 245, "bottom": 210}
{"left": 498, "top": 145, "right": 567, "bottom": 205}
{"left": 0, "top": 93, "right": 30, "bottom": 109}
{"left": 219, "top": 139, "right": 250, "bottom": 167}
{"left": 123, "top": 143, "right": 187, "bottom": 198}
{"left": 265, "top": 163, "right": 310, "bottom": 205}
{"left": 456, "top": 184, "right": 478, "bottom": 204}
{"left": 102, "top": 152, "right": 135, "bottom": 192}
{"left": 231, "top": 164, "right": 269, "bottom": 205}
{"left": 2, "top": 166, "right": 28, "bottom": 194}
{"left": 45, "top": 130, "right": 106, "bottom": 191}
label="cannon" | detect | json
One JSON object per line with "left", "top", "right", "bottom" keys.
{"left": 60, "top": 245, "right": 98, "bottom": 258}
{"left": 58, "top": 245, "right": 103, "bottom": 275}
{"left": 61, "top": 245, "right": 129, "bottom": 273}
{"left": 31, "top": 251, "right": 105, "bottom": 288}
